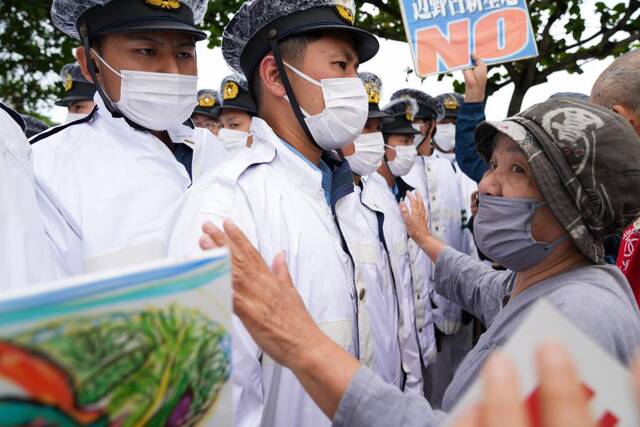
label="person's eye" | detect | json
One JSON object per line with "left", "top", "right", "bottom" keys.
{"left": 335, "top": 61, "right": 347, "bottom": 70}
{"left": 137, "top": 48, "right": 155, "bottom": 56}
{"left": 177, "top": 51, "right": 194, "bottom": 59}
{"left": 488, "top": 160, "right": 498, "bottom": 170}
{"left": 510, "top": 164, "right": 525, "bottom": 173}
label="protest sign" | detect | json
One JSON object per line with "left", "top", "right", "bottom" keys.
{"left": 400, "top": 0, "right": 539, "bottom": 76}
{"left": 0, "top": 249, "right": 232, "bottom": 426}
{"left": 447, "top": 300, "right": 639, "bottom": 426}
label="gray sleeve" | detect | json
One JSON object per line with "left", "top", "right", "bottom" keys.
{"left": 433, "top": 247, "right": 513, "bottom": 327}
{"left": 333, "top": 366, "right": 447, "bottom": 427}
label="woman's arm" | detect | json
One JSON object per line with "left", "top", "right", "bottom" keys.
{"left": 400, "top": 192, "right": 512, "bottom": 326}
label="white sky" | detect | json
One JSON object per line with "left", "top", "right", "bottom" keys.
{"left": 48, "top": 1, "right": 623, "bottom": 123}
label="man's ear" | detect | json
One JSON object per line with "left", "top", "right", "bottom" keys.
{"left": 612, "top": 104, "right": 640, "bottom": 138}
{"left": 75, "top": 47, "right": 97, "bottom": 84}
{"left": 258, "top": 54, "right": 286, "bottom": 99}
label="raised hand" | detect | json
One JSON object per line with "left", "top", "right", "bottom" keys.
{"left": 400, "top": 191, "right": 432, "bottom": 246}
{"left": 200, "top": 220, "right": 323, "bottom": 370}
{"left": 463, "top": 54, "right": 488, "bottom": 104}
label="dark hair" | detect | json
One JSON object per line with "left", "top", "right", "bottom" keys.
{"left": 251, "top": 31, "right": 324, "bottom": 111}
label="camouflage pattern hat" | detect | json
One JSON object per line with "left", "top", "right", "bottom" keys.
{"left": 476, "top": 99, "right": 640, "bottom": 264}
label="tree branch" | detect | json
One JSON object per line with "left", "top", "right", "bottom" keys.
{"left": 542, "top": 32, "right": 640, "bottom": 78}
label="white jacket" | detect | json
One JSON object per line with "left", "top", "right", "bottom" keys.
{"left": 0, "top": 105, "right": 63, "bottom": 289}
{"left": 405, "top": 154, "right": 475, "bottom": 336}
{"left": 165, "top": 118, "right": 358, "bottom": 427}
{"left": 402, "top": 157, "right": 438, "bottom": 363}
{"left": 32, "top": 95, "right": 227, "bottom": 275}
{"left": 335, "top": 184, "right": 403, "bottom": 388}
{"left": 361, "top": 172, "right": 424, "bottom": 395}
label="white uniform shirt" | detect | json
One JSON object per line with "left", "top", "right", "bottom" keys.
{"left": 402, "top": 157, "right": 438, "bottom": 363}
{"left": 0, "top": 105, "right": 63, "bottom": 289}
{"left": 335, "top": 184, "right": 403, "bottom": 388}
{"left": 361, "top": 172, "right": 424, "bottom": 395}
{"left": 165, "top": 118, "right": 357, "bottom": 427}
{"left": 404, "top": 153, "right": 471, "bottom": 335}
{"left": 32, "top": 95, "right": 227, "bottom": 275}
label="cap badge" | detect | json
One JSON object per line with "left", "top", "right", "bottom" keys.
{"left": 405, "top": 106, "right": 414, "bottom": 122}
{"left": 223, "top": 81, "right": 240, "bottom": 101}
{"left": 199, "top": 95, "right": 216, "bottom": 108}
{"left": 336, "top": 0, "right": 356, "bottom": 25}
{"left": 144, "top": 0, "right": 181, "bottom": 10}
{"left": 365, "top": 82, "right": 380, "bottom": 104}
{"left": 444, "top": 97, "right": 459, "bottom": 110}
{"left": 63, "top": 73, "right": 74, "bottom": 92}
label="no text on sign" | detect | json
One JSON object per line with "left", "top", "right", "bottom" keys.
{"left": 400, "top": 0, "right": 539, "bottom": 76}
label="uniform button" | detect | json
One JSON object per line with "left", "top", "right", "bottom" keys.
{"left": 359, "top": 288, "right": 366, "bottom": 301}
{"left": 435, "top": 226, "right": 440, "bottom": 231}
{"left": 432, "top": 197, "right": 436, "bottom": 202}
{"left": 417, "top": 294, "right": 421, "bottom": 300}
{"left": 419, "top": 328, "right": 423, "bottom": 333}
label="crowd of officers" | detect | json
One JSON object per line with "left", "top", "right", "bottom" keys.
{"left": 2, "top": 0, "right": 640, "bottom": 426}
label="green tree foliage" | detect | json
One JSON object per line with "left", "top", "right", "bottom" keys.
{"left": 0, "top": 0, "right": 76, "bottom": 122}
{"left": 1, "top": 0, "right": 638, "bottom": 118}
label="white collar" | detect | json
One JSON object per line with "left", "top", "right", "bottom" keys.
{"left": 93, "top": 93, "right": 196, "bottom": 145}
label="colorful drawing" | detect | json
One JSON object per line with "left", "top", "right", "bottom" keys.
{"left": 0, "top": 252, "right": 232, "bottom": 426}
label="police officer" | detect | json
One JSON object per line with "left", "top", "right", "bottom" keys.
{"left": 434, "top": 92, "right": 464, "bottom": 162}
{"left": 56, "top": 63, "right": 97, "bottom": 123}
{"left": 435, "top": 92, "right": 478, "bottom": 245}
{"left": 335, "top": 72, "right": 414, "bottom": 394}
{"left": 165, "top": 1, "right": 379, "bottom": 426}
{"left": 398, "top": 89, "right": 477, "bottom": 407}
{"left": 33, "top": 0, "right": 227, "bottom": 275}
{"left": 218, "top": 73, "right": 257, "bottom": 154}
{"left": 191, "top": 89, "right": 221, "bottom": 136}
{"left": 1, "top": 103, "right": 60, "bottom": 288}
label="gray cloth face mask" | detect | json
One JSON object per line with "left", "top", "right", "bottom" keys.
{"left": 474, "top": 194, "right": 569, "bottom": 272}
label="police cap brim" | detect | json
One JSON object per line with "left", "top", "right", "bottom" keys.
{"left": 239, "top": 7, "right": 379, "bottom": 81}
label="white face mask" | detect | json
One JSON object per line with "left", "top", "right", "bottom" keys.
{"left": 65, "top": 112, "right": 87, "bottom": 123}
{"left": 346, "top": 132, "right": 385, "bottom": 176}
{"left": 92, "top": 49, "right": 198, "bottom": 131}
{"left": 434, "top": 123, "right": 456, "bottom": 152}
{"left": 218, "top": 128, "right": 250, "bottom": 155}
{"left": 283, "top": 61, "right": 368, "bottom": 151}
{"left": 385, "top": 144, "right": 417, "bottom": 177}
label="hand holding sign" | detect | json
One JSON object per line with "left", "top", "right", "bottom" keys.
{"left": 463, "top": 55, "right": 488, "bottom": 103}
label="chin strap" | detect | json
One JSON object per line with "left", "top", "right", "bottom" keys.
{"left": 80, "top": 25, "right": 121, "bottom": 119}
{"left": 268, "top": 31, "right": 321, "bottom": 150}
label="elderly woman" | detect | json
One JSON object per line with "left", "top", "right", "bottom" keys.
{"left": 201, "top": 99, "right": 640, "bottom": 426}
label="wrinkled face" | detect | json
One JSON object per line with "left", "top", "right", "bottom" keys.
{"left": 286, "top": 32, "right": 359, "bottom": 116}
{"left": 84, "top": 31, "right": 197, "bottom": 102}
{"left": 478, "top": 134, "right": 566, "bottom": 243}
{"left": 342, "top": 117, "right": 381, "bottom": 156}
{"left": 220, "top": 109, "right": 252, "bottom": 133}
{"left": 192, "top": 113, "right": 221, "bottom": 135}
{"left": 68, "top": 99, "right": 96, "bottom": 114}
{"left": 384, "top": 133, "right": 414, "bottom": 161}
